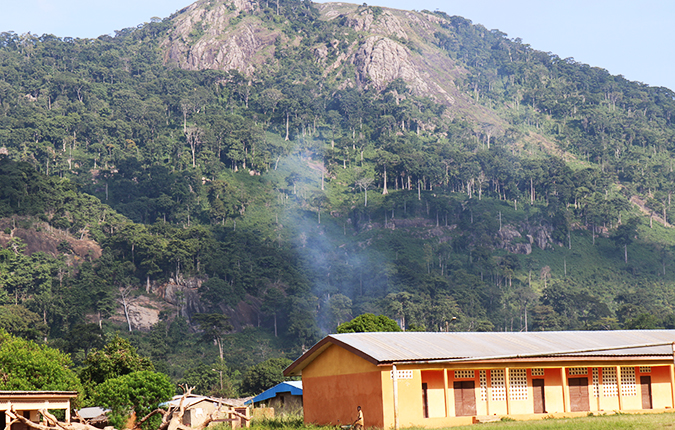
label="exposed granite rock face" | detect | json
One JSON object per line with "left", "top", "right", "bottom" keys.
{"left": 162, "top": 0, "right": 277, "bottom": 74}
{"left": 355, "top": 36, "right": 428, "bottom": 93}
{"left": 347, "top": 9, "right": 408, "bottom": 40}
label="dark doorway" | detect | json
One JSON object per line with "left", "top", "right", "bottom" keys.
{"left": 422, "top": 382, "right": 429, "bottom": 418}
{"left": 568, "top": 377, "right": 590, "bottom": 412}
{"left": 453, "top": 381, "right": 477, "bottom": 417}
{"left": 640, "top": 376, "right": 652, "bottom": 409}
{"left": 532, "top": 379, "right": 546, "bottom": 413}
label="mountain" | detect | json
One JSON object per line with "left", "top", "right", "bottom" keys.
{"left": 1, "top": 0, "right": 675, "bottom": 393}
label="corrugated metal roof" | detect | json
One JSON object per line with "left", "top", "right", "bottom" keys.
{"left": 245, "top": 381, "right": 303, "bottom": 405}
{"left": 160, "top": 395, "right": 237, "bottom": 408}
{"left": 330, "top": 330, "right": 675, "bottom": 363}
{"left": 284, "top": 330, "right": 675, "bottom": 376}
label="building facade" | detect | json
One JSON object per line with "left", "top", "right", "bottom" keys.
{"left": 0, "top": 391, "right": 77, "bottom": 430}
{"left": 284, "top": 331, "right": 675, "bottom": 428}
{"left": 246, "top": 381, "right": 303, "bottom": 415}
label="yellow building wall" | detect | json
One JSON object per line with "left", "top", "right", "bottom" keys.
{"left": 421, "top": 371, "right": 446, "bottom": 418}
{"left": 642, "top": 365, "right": 673, "bottom": 409}
{"left": 541, "top": 368, "right": 565, "bottom": 413}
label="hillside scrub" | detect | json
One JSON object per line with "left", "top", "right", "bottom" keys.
{"left": 1, "top": 0, "right": 675, "bottom": 396}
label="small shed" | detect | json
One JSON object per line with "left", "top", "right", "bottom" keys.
{"left": 246, "top": 381, "right": 303, "bottom": 414}
{"left": 75, "top": 407, "right": 110, "bottom": 428}
{"left": 162, "top": 395, "right": 250, "bottom": 429}
{"left": 0, "top": 391, "right": 77, "bottom": 430}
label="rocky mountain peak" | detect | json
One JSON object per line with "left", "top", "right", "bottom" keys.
{"left": 162, "top": 0, "right": 277, "bottom": 73}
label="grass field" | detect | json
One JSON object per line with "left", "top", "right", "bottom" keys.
{"left": 250, "top": 412, "right": 675, "bottom": 430}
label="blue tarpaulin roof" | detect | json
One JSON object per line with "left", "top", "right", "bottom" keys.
{"left": 245, "top": 381, "right": 302, "bottom": 405}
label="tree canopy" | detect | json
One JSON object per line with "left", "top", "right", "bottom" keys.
{"left": 337, "top": 314, "right": 402, "bottom": 333}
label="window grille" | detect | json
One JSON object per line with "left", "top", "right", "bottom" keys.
{"left": 490, "top": 369, "right": 506, "bottom": 401}
{"left": 509, "top": 369, "right": 528, "bottom": 400}
{"left": 454, "top": 370, "right": 475, "bottom": 379}
{"left": 568, "top": 367, "right": 588, "bottom": 375}
{"left": 620, "top": 367, "right": 636, "bottom": 396}
{"left": 592, "top": 368, "right": 599, "bottom": 398}
{"left": 390, "top": 370, "right": 413, "bottom": 379}
{"left": 639, "top": 366, "right": 651, "bottom": 373}
{"left": 602, "top": 367, "right": 617, "bottom": 397}
{"left": 479, "top": 370, "right": 487, "bottom": 401}
{"left": 531, "top": 368, "right": 544, "bottom": 376}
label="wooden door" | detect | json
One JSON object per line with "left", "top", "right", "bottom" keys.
{"left": 453, "top": 381, "right": 477, "bottom": 417}
{"left": 640, "top": 376, "right": 652, "bottom": 409}
{"left": 532, "top": 379, "right": 546, "bottom": 413}
{"left": 422, "top": 382, "right": 429, "bottom": 418}
{"left": 568, "top": 377, "right": 590, "bottom": 412}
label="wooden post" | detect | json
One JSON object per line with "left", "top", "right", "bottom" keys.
{"left": 392, "top": 365, "right": 399, "bottom": 430}
{"left": 616, "top": 366, "right": 623, "bottom": 411}
{"left": 561, "top": 367, "right": 569, "bottom": 412}
{"left": 443, "top": 369, "right": 450, "bottom": 418}
{"left": 485, "top": 370, "right": 491, "bottom": 416}
{"left": 504, "top": 368, "right": 511, "bottom": 415}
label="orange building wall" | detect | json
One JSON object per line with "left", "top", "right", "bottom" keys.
{"left": 302, "top": 345, "right": 385, "bottom": 427}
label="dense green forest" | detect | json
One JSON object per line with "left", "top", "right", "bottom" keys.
{"left": 1, "top": 0, "right": 675, "bottom": 397}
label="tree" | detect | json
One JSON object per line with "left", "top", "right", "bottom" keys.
{"left": 65, "top": 323, "right": 105, "bottom": 358}
{"left": 93, "top": 370, "right": 174, "bottom": 430}
{"left": 0, "top": 329, "right": 82, "bottom": 392}
{"left": 240, "top": 357, "right": 294, "bottom": 396}
{"left": 192, "top": 313, "right": 232, "bottom": 363}
{"left": 611, "top": 217, "right": 639, "bottom": 263}
{"left": 79, "top": 335, "right": 155, "bottom": 388}
{"left": 178, "top": 363, "right": 235, "bottom": 398}
{"left": 337, "top": 313, "right": 402, "bottom": 333}
{"left": 327, "top": 293, "right": 353, "bottom": 331}
{"left": 0, "top": 305, "right": 48, "bottom": 340}
{"left": 355, "top": 175, "right": 374, "bottom": 207}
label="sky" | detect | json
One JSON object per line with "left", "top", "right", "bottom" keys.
{"left": 1, "top": 0, "right": 673, "bottom": 91}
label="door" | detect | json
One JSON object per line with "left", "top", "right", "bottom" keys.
{"left": 532, "top": 379, "right": 546, "bottom": 413}
{"left": 453, "top": 381, "right": 477, "bottom": 417}
{"left": 422, "top": 383, "right": 429, "bottom": 418}
{"left": 641, "top": 376, "right": 652, "bottom": 409}
{"left": 568, "top": 377, "right": 590, "bottom": 412}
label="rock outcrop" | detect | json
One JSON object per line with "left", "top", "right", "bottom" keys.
{"left": 162, "top": 0, "right": 279, "bottom": 74}
{"left": 160, "top": 1, "right": 473, "bottom": 110}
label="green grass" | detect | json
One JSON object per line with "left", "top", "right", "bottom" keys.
{"left": 454, "top": 412, "right": 675, "bottom": 429}
{"left": 251, "top": 412, "right": 675, "bottom": 430}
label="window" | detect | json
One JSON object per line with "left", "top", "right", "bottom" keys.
{"left": 454, "top": 370, "right": 475, "bottom": 379}
{"left": 479, "top": 370, "right": 487, "bottom": 402}
{"left": 491, "top": 369, "right": 505, "bottom": 401}
{"left": 592, "top": 368, "right": 599, "bottom": 398}
{"left": 531, "top": 368, "right": 544, "bottom": 376}
{"left": 639, "top": 366, "right": 651, "bottom": 373}
{"left": 602, "top": 367, "right": 617, "bottom": 397}
{"left": 509, "top": 369, "right": 528, "bottom": 400}
{"left": 391, "top": 370, "right": 413, "bottom": 379}
{"left": 568, "top": 367, "right": 588, "bottom": 375}
{"left": 620, "top": 367, "right": 636, "bottom": 396}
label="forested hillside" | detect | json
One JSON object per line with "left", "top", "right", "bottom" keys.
{"left": 1, "top": 0, "right": 675, "bottom": 395}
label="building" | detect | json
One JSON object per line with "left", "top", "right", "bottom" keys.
{"left": 284, "top": 331, "right": 675, "bottom": 428}
{"left": 162, "top": 395, "right": 250, "bottom": 429}
{"left": 245, "top": 381, "right": 303, "bottom": 415}
{"left": 0, "top": 391, "right": 77, "bottom": 430}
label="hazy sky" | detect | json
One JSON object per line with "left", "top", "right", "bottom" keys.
{"left": 1, "top": 0, "right": 673, "bottom": 91}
